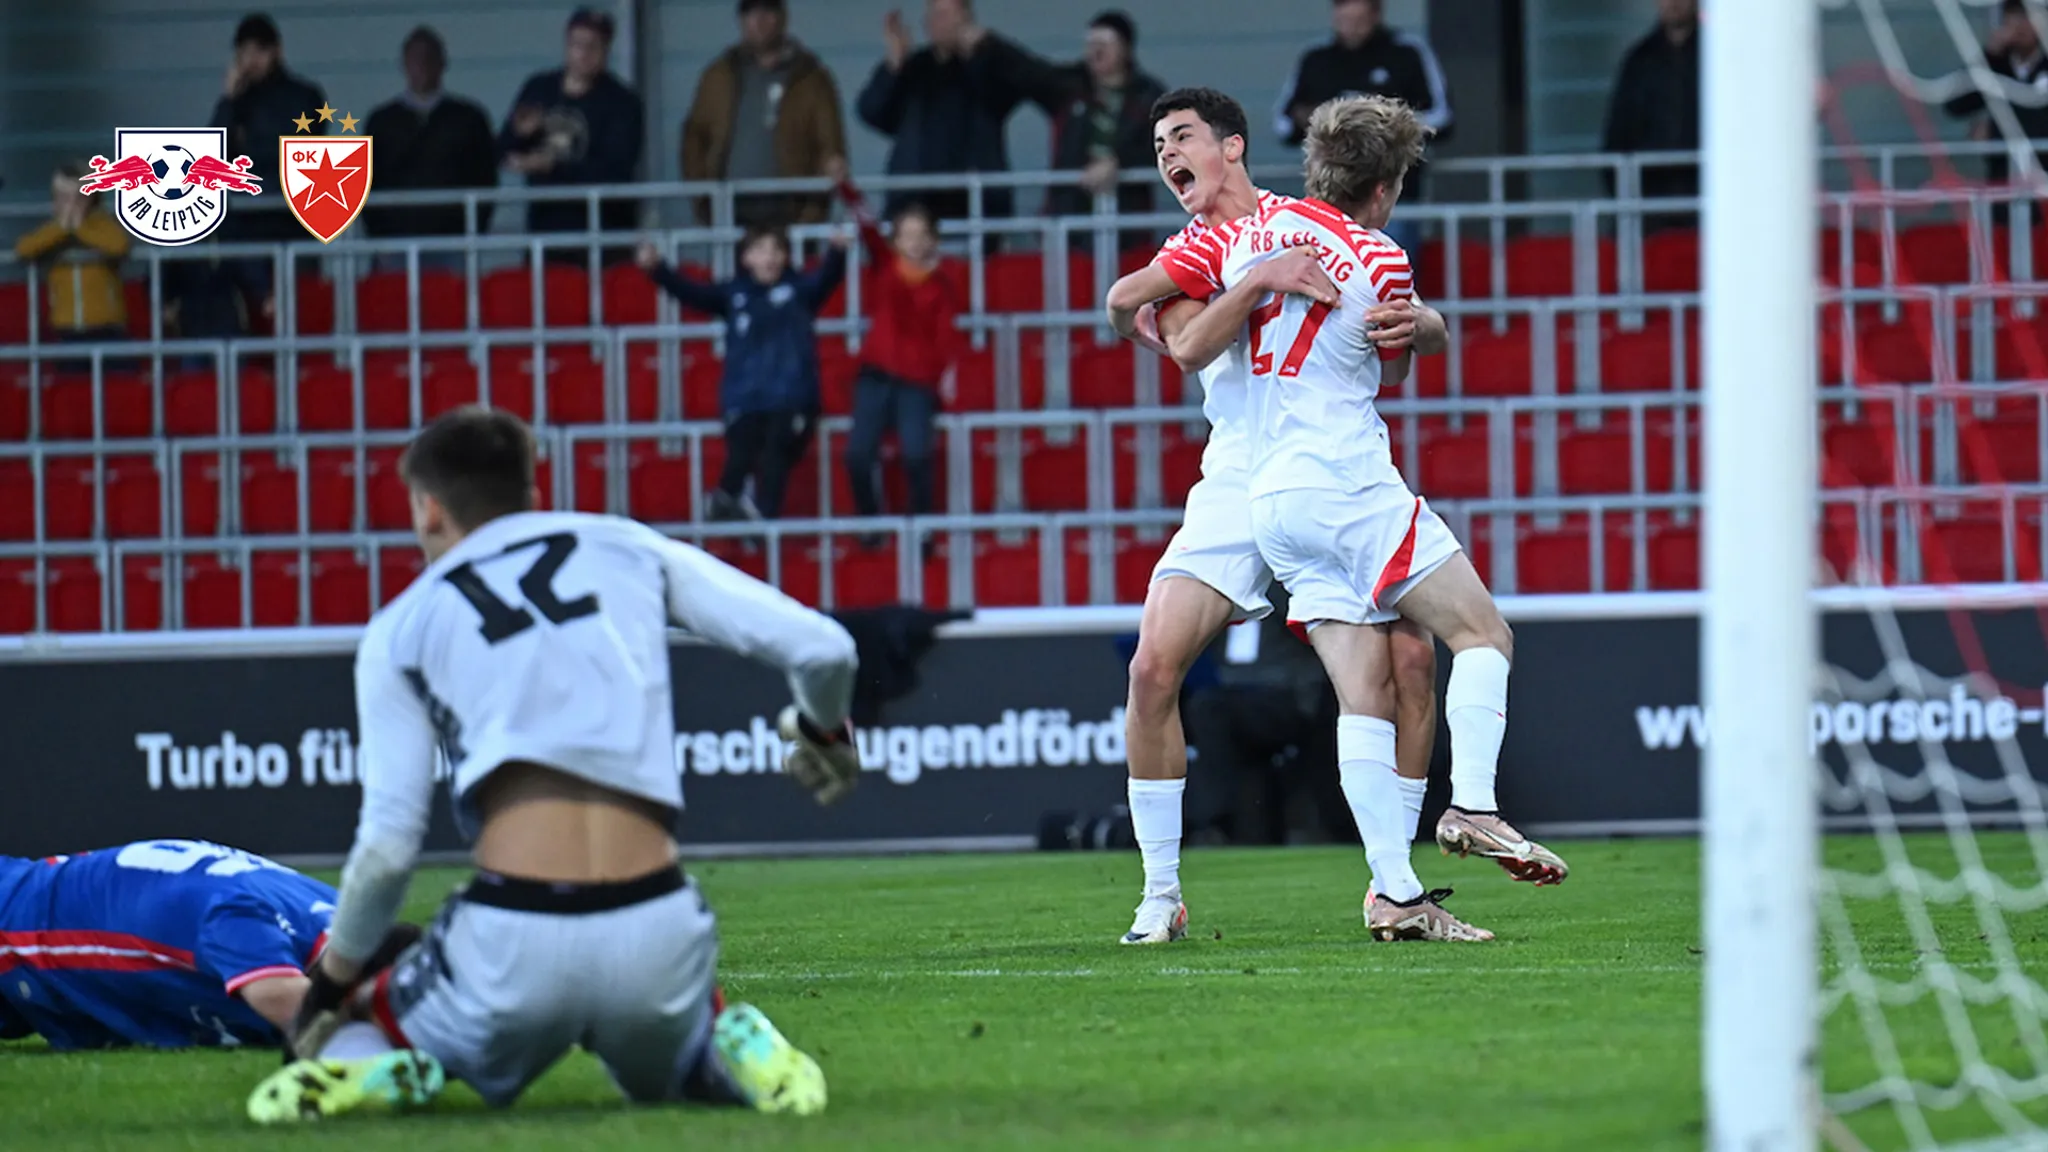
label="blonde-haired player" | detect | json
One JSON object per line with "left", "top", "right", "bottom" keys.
{"left": 1157, "top": 95, "right": 1567, "bottom": 941}
{"left": 1101, "top": 88, "right": 1449, "bottom": 945}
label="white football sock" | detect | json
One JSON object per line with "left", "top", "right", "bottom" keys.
{"left": 1446, "top": 646, "right": 1511, "bottom": 813}
{"left": 1396, "top": 773, "right": 1429, "bottom": 843}
{"left": 1127, "top": 776, "right": 1185, "bottom": 898}
{"left": 318, "top": 1020, "right": 396, "bottom": 1060}
{"left": 1338, "top": 715, "right": 1422, "bottom": 903}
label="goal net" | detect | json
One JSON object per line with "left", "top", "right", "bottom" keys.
{"left": 1716, "top": 2, "right": 2048, "bottom": 1149}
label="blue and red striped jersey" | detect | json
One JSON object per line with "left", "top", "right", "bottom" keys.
{"left": 0, "top": 840, "right": 335, "bottom": 1050}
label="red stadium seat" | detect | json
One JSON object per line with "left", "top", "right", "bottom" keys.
{"left": 0, "top": 373, "right": 29, "bottom": 441}
{"left": 479, "top": 348, "right": 540, "bottom": 420}
{"left": 37, "top": 374, "right": 150, "bottom": 439}
{"left": 1821, "top": 407, "right": 1906, "bottom": 489}
{"left": 1070, "top": 342, "right": 1136, "bottom": 409}
{"left": 304, "top": 449, "right": 357, "bottom": 532}
{"left": 118, "top": 555, "right": 164, "bottom": 631}
{"left": 355, "top": 269, "right": 467, "bottom": 332}
{"left": 291, "top": 276, "right": 337, "bottom": 335}
{"left": 602, "top": 263, "right": 659, "bottom": 326}
{"left": 105, "top": 454, "right": 163, "bottom": 539}
{"left": 180, "top": 554, "right": 247, "bottom": 629}
{"left": 178, "top": 453, "right": 228, "bottom": 537}
{"left": 1953, "top": 394, "right": 2042, "bottom": 485}
{"left": 380, "top": 549, "right": 426, "bottom": 605}
{"left": 626, "top": 442, "right": 698, "bottom": 523}
{"left": 311, "top": 550, "right": 372, "bottom": 624}
{"left": 0, "top": 281, "right": 31, "bottom": 346}
{"left": 1111, "top": 422, "right": 1205, "bottom": 508}
{"left": 832, "top": 540, "right": 900, "bottom": 608}
{"left": 971, "top": 530, "right": 1047, "bottom": 608}
{"left": 366, "top": 446, "right": 410, "bottom": 530}
{"left": 1646, "top": 513, "right": 1700, "bottom": 590}
{"left": 1017, "top": 428, "right": 1091, "bottom": 511}
{"left": 1916, "top": 502, "right": 2019, "bottom": 584}
{"left": 41, "top": 557, "right": 104, "bottom": 632}
{"left": 1501, "top": 234, "right": 1618, "bottom": 298}
{"left": 1895, "top": 223, "right": 1992, "bottom": 286}
{"left": 1515, "top": 514, "right": 1631, "bottom": 594}
{"left": 241, "top": 450, "right": 304, "bottom": 535}
{"left": 481, "top": 264, "right": 592, "bottom": 329}
{"left": 41, "top": 458, "right": 95, "bottom": 540}
{"left": 1642, "top": 229, "right": 1701, "bottom": 294}
{"left": 0, "top": 460, "right": 31, "bottom": 540}
{"left": 542, "top": 346, "right": 607, "bottom": 425}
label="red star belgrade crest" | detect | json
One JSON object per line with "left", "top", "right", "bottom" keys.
{"left": 280, "top": 128, "right": 371, "bottom": 244}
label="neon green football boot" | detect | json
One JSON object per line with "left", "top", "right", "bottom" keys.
{"left": 246, "top": 1050, "right": 445, "bottom": 1124}
{"left": 712, "top": 1003, "right": 827, "bottom": 1116}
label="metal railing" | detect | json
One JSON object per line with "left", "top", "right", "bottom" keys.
{"left": 1, "top": 375, "right": 2043, "bottom": 630}
{"left": 2, "top": 164, "right": 2034, "bottom": 357}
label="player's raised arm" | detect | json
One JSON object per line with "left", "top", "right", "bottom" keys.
{"left": 641, "top": 526, "right": 857, "bottom": 730}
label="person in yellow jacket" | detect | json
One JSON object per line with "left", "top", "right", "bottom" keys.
{"left": 13, "top": 163, "right": 131, "bottom": 343}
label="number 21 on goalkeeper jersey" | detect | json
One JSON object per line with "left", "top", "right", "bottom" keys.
{"left": 1157, "top": 197, "right": 1415, "bottom": 499}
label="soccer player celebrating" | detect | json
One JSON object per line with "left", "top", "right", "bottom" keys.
{"left": 245, "top": 407, "right": 861, "bottom": 1122}
{"left": 1100, "top": 88, "right": 1449, "bottom": 946}
{"left": 1152, "top": 95, "right": 1568, "bottom": 940}
{"left": 0, "top": 838, "right": 412, "bottom": 1050}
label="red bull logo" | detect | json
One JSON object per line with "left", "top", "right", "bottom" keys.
{"left": 84, "top": 128, "right": 262, "bottom": 247}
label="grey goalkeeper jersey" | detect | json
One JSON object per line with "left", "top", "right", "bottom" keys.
{"left": 327, "top": 510, "right": 857, "bottom": 962}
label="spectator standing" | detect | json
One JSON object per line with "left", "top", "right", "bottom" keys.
{"left": 1273, "top": 0, "right": 1451, "bottom": 254}
{"left": 856, "top": 0, "right": 1025, "bottom": 223}
{"left": 211, "top": 14, "right": 325, "bottom": 318}
{"left": 1944, "top": 0, "right": 2048, "bottom": 209}
{"left": 834, "top": 172, "right": 962, "bottom": 531}
{"left": 637, "top": 228, "right": 846, "bottom": 521}
{"left": 1601, "top": 0, "right": 1701, "bottom": 218}
{"left": 500, "top": 8, "right": 646, "bottom": 251}
{"left": 681, "top": 0, "right": 848, "bottom": 230}
{"left": 14, "top": 164, "right": 130, "bottom": 345}
{"left": 977, "top": 11, "right": 1167, "bottom": 229}
{"left": 362, "top": 26, "right": 500, "bottom": 255}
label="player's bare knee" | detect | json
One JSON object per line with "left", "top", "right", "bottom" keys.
{"left": 1126, "top": 645, "right": 1187, "bottom": 718}
{"left": 1391, "top": 626, "right": 1437, "bottom": 692}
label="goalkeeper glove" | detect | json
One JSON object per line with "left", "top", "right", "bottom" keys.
{"left": 283, "top": 960, "right": 351, "bottom": 1062}
{"left": 778, "top": 705, "right": 859, "bottom": 805}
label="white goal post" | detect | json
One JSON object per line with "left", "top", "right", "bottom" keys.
{"left": 1702, "top": 0, "right": 1821, "bottom": 1150}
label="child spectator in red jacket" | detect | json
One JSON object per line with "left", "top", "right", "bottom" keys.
{"left": 834, "top": 169, "right": 963, "bottom": 526}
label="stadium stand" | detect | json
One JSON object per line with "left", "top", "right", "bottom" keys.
{"left": 0, "top": 153, "right": 2038, "bottom": 631}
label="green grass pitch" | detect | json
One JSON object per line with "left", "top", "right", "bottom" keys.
{"left": 6, "top": 834, "right": 2044, "bottom": 1150}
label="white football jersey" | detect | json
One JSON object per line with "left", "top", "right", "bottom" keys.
{"left": 353, "top": 510, "right": 856, "bottom": 842}
{"left": 1161, "top": 198, "right": 1414, "bottom": 498}
{"left": 1152, "top": 188, "right": 1294, "bottom": 478}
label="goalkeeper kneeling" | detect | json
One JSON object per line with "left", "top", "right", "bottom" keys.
{"left": 246, "top": 407, "right": 862, "bottom": 1123}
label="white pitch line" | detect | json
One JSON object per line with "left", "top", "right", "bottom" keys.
{"left": 721, "top": 958, "right": 2043, "bottom": 983}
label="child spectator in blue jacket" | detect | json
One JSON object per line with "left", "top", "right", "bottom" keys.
{"left": 638, "top": 227, "right": 847, "bottom": 520}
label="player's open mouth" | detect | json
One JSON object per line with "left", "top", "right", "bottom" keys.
{"left": 1168, "top": 166, "right": 1197, "bottom": 196}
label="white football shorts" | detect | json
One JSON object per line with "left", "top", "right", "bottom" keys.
{"left": 369, "top": 868, "right": 721, "bottom": 1108}
{"left": 1150, "top": 469, "right": 1274, "bottom": 622}
{"left": 1250, "top": 482, "right": 1462, "bottom": 628}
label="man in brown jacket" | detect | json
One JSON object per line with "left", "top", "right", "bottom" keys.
{"left": 14, "top": 163, "right": 131, "bottom": 343}
{"left": 681, "top": 0, "right": 847, "bottom": 228}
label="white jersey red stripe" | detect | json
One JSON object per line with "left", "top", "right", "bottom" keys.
{"left": 1150, "top": 188, "right": 1294, "bottom": 480}
{"left": 1170, "top": 196, "right": 1416, "bottom": 498}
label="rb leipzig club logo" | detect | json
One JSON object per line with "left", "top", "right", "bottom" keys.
{"left": 280, "top": 106, "right": 371, "bottom": 244}
{"left": 80, "top": 128, "right": 261, "bottom": 246}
